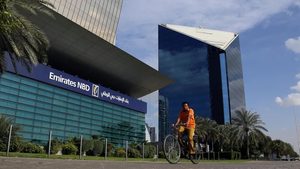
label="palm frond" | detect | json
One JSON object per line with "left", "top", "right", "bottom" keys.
{"left": 0, "top": 0, "right": 52, "bottom": 73}
{"left": 0, "top": 51, "right": 5, "bottom": 73}
{"left": 10, "top": 0, "right": 55, "bottom": 18}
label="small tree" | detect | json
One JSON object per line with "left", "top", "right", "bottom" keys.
{"left": 115, "top": 147, "right": 126, "bottom": 157}
{"left": 0, "top": 115, "right": 21, "bottom": 152}
{"left": 232, "top": 108, "right": 268, "bottom": 159}
{"left": 128, "top": 147, "right": 141, "bottom": 158}
{"left": 93, "top": 139, "right": 104, "bottom": 156}
{"left": 62, "top": 142, "right": 78, "bottom": 155}
{"left": 45, "top": 138, "right": 63, "bottom": 154}
{"left": 82, "top": 139, "right": 94, "bottom": 153}
{"left": 22, "top": 142, "right": 43, "bottom": 153}
{"left": 144, "top": 144, "right": 156, "bottom": 158}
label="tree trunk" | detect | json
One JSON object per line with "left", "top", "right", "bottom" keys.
{"left": 246, "top": 131, "right": 249, "bottom": 159}
{"left": 212, "top": 139, "right": 214, "bottom": 152}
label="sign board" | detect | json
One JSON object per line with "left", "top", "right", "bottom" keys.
{"left": 4, "top": 56, "right": 147, "bottom": 113}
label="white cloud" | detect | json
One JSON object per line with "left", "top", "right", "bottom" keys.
{"left": 291, "top": 81, "right": 300, "bottom": 92}
{"left": 277, "top": 73, "right": 300, "bottom": 107}
{"left": 276, "top": 93, "right": 300, "bottom": 106}
{"left": 276, "top": 73, "right": 300, "bottom": 106}
{"left": 275, "top": 97, "right": 283, "bottom": 105}
{"left": 117, "top": 0, "right": 300, "bottom": 68}
{"left": 116, "top": 0, "right": 300, "bottom": 133}
{"left": 296, "top": 0, "right": 300, "bottom": 6}
{"left": 285, "top": 36, "right": 300, "bottom": 54}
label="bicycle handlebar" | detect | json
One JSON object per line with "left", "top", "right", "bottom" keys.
{"left": 172, "top": 123, "right": 187, "bottom": 128}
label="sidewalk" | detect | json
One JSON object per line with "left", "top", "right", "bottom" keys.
{"left": 1, "top": 157, "right": 300, "bottom": 169}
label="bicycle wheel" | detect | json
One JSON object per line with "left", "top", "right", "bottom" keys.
{"left": 189, "top": 136, "right": 202, "bottom": 164}
{"left": 163, "top": 134, "right": 181, "bottom": 164}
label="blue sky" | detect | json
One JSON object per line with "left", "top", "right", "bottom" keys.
{"left": 116, "top": 0, "right": 300, "bottom": 152}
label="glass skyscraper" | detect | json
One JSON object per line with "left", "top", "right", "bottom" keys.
{"left": 158, "top": 24, "right": 246, "bottom": 140}
{"left": 159, "top": 95, "right": 169, "bottom": 142}
{"left": 45, "top": 0, "right": 123, "bottom": 44}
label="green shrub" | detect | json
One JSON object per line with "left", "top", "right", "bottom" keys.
{"left": 62, "top": 142, "right": 78, "bottom": 155}
{"left": 115, "top": 147, "right": 126, "bottom": 157}
{"left": 22, "top": 142, "right": 43, "bottom": 153}
{"left": 10, "top": 138, "right": 24, "bottom": 152}
{"left": 128, "top": 148, "right": 141, "bottom": 158}
{"left": 51, "top": 145, "right": 61, "bottom": 154}
{"left": 144, "top": 144, "right": 156, "bottom": 158}
{"left": 107, "top": 143, "right": 114, "bottom": 157}
{"left": 93, "top": 140, "right": 104, "bottom": 156}
{"left": 0, "top": 141, "right": 6, "bottom": 152}
{"left": 82, "top": 140, "right": 94, "bottom": 152}
{"left": 0, "top": 115, "right": 23, "bottom": 152}
{"left": 44, "top": 138, "right": 63, "bottom": 154}
{"left": 158, "top": 151, "right": 165, "bottom": 158}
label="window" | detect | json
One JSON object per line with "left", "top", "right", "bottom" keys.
{"left": 17, "top": 104, "right": 35, "bottom": 112}
{"left": 15, "top": 117, "right": 33, "bottom": 125}
{"left": 20, "top": 84, "right": 37, "bottom": 94}
{"left": 0, "top": 72, "right": 145, "bottom": 145}
{"left": 16, "top": 111, "right": 34, "bottom": 119}
{"left": 0, "top": 85, "right": 19, "bottom": 95}
{"left": 18, "top": 97, "right": 36, "bottom": 106}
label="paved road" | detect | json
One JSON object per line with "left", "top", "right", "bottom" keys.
{"left": 1, "top": 157, "right": 300, "bottom": 169}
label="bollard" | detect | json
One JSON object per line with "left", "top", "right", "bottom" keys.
{"left": 79, "top": 135, "right": 83, "bottom": 159}
{"left": 105, "top": 138, "right": 108, "bottom": 160}
{"left": 142, "top": 143, "right": 145, "bottom": 160}
{"left": 125, "top": 141, "right": 128, "bottom": 161}
{"left": 48, "top": 130, "right": 52, "bottom": 157}
{"left": 156, "top": 145, "right": 159, "bottom": 159}
{"left": 6, "top": 125, "right": 12, "bottom": 157}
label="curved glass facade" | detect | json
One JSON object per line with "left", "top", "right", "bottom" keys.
{"left": 158, "top": 26, "right": 212, "bottom": 139}
{"left": 158, "top": 25, "right": 245, "bottom": 139}
{"left": 225, "top": 37, "right": 246, "bottom": 113}
{"left": 0, "top": 72, "right": 144, "bottom": 145}
{"left": 46, "top": 0, "right": 123, "bottom": 44}
{"left": 220, "top": 53, "right": 230, "bottom": 123}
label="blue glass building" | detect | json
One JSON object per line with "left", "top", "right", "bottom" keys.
{"left": 158, "top": 24, "right": 245, "bottom": 140}
{"left": 0, "top": 58, "right": 148, "bottom": 145}
{"left": 0, "top": 4, "right": 172, "bottom": 146}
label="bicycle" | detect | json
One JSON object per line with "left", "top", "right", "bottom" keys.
{"left": 163, "top": 123, "right": 202, "bottom": 164}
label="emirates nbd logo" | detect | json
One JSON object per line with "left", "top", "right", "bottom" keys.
{"left": 92, "top": 84, "right": 99, "bottom": 97}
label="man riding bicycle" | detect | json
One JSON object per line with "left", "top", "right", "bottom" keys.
{"left": 175, "top": 102, "right": 195, "bottom": 155}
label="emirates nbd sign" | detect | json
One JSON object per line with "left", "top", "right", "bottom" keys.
{"left": 4, "top": 56, "right": 146, "bottom": 113}
{"left": 49, "top": 72, "right": 89, "bottom": 91}
{"left": 47, "top": 71, "right": 131, "bottom": 105}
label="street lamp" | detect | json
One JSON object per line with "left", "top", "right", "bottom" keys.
{"left": 293, "top": 106, "right": 300, "bottom": 156}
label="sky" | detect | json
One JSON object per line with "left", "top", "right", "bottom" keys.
{"left": 116, "top": 0, "right": 300, "bottom": 152}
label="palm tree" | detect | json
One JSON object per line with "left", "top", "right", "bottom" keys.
{"left": 195, "top": 117, "right": 207, "bottom": 141}
{"left": 232, "top": 108, "right": 268, "bottom": 159}
{"left": 217, "top": 124, "right": 232, "bottom": 152}
{"left": 271, "top": 139, "right": 299, "bottom": 158}
{"left": 257, "top": 135, "right": 272, "bottom": 159}
{"left": 271, "top": 139, "right": 285, "bottom": 158}
{"left": 0, "top": 0, "right": 54, "bottom": 73}
{"left": 195, "top": 117, "right": 219, "bottom": 152}
{"left": 0, "top": 115, "right": 21, "bottom": 151}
